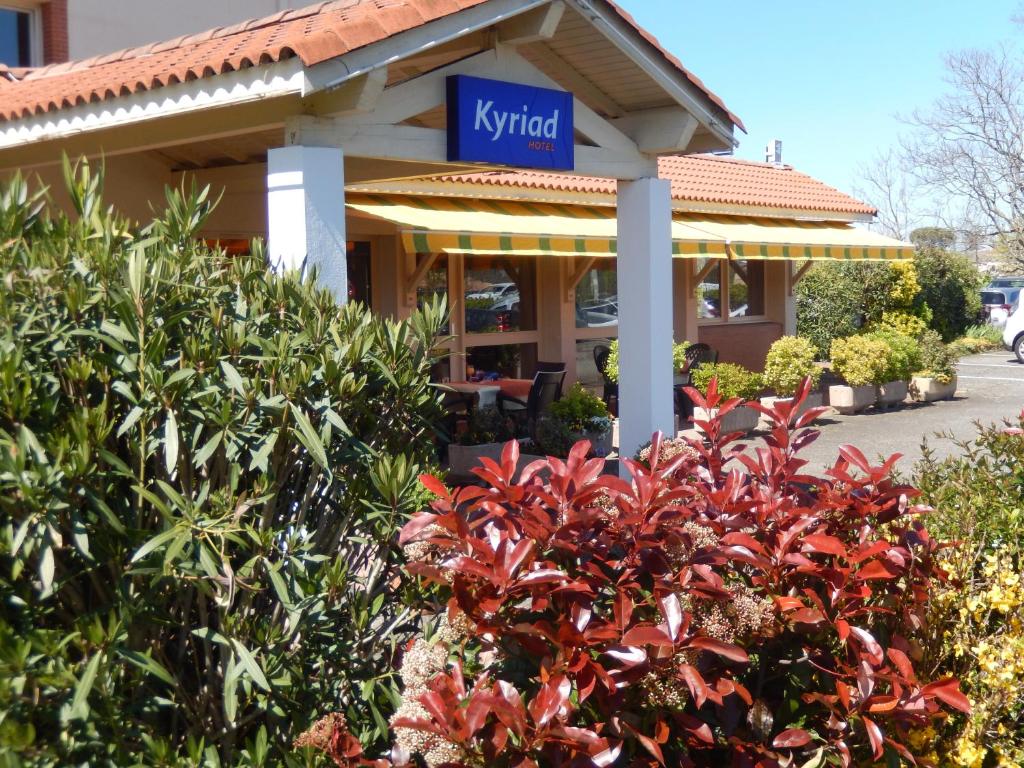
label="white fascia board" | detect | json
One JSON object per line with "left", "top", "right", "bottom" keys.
{"left": 567, "top": 0, "right": 738, "bottom": 151}
{"left": 0, "top": 58, "right": 305, "bottom": 150}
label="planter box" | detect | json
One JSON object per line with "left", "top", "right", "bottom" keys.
{"left": 576, "top": 429, "right": 613, "bottom": 458}
{"left": 759, "top": 392, "right": 825, "bottom": 429}
{"left": 693, "top": 405, "right": 759, "bottom": 434}
{"left": 876, "top": 380, "right": 909, "bottom": 409}
{"left": 828, "top": 384, "right": 876, "bottom": 415}
{"left": 910, "top": 375, "right": 958, "bottom": 403}
{"left": 447, "top": 441, "right": 545, "bottom": 478}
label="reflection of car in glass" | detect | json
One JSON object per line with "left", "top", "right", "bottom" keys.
{"left": 466, "top": 282, "right": 517, "bottom": 303}
{"left": 576, "top": 297, "right": 618, "bottom": 327}
{"left": 981, "top": 287, "right": 1021, "bottom": 327}
{"left": 465, "top": 307, "right": 519, "bottom": 333}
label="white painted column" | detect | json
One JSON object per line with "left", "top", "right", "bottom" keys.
{"left": 617, "top": 177, "right": 675, "bottom": 462}
{"left": 267, "top": 146, "right": 348, "bottom": 301}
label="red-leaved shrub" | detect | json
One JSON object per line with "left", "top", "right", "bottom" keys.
{"left": 301, "top": 379, "right": 967, "bottom": 767}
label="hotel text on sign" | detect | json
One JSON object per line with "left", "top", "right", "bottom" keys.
{"left": 446, "top": 75, "right": 574, "bottom": 171}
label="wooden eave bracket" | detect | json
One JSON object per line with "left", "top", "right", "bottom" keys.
{"left": 788, "top": 259, "right": 813, "bottom": 295}
{"left": 405, "top": 252, "right": 438, "bottom": 305}
{"left": 566, "top": 256, "right": 597, "bottom": 301}
{"left": 689, "top": 257, "right": 721, "bottom": 297}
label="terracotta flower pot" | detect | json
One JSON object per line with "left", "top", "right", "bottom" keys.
{"left": 828, "top": 384, "right": 876, "bottom": 415}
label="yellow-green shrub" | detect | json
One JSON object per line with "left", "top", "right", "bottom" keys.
{"left": 829, "top": 335, "right": 890, "bottom": 386}
{"left": 914, "top": 415, "right": 1024, "bottom": 767}
{"left": 762, "top": 336, "right": 821, "bottom": 397}
{"left": 876, "top": 310, "right": 929, "bottom": 339}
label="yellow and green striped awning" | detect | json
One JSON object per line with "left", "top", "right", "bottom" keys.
{"left": 677, "top": 213, "right": 914, "bottom": 261}
{"left": 345, "top": 195, "right": 913, "bottom": 262}
{"left": 345, "top": 195, "right": 727, "bottom": 258}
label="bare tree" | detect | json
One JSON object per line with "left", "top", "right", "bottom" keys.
{"left": 902, "top": 46, "right": 1024, "bottom": 268}
{"left": 855, "top": 148, "right": 916, "bottom": 239}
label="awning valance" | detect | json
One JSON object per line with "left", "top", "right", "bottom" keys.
{"left": 346, "top": 195, "right": 728, "bottom": 258}
{"left": 345, "top": 195, "right": 913, "bottom": 262}
{"left": 679, "top": 214, "right": 914, "bottom": 261}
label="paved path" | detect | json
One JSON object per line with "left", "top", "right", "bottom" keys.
{"left": 795, "top": 352, "right": 1024, "bottom": 475}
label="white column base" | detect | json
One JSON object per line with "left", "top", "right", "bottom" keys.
{"left": 267, "top": 146, "right": 348, "bottom": 302}
{"left": 616, "top": 177, "right": 675, "bottom": 466}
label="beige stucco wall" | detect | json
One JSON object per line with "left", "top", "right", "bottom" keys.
{"left": 67, "top": 0, "right": 307, "bottom": 59}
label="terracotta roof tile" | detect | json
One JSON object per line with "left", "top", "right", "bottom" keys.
{"left": 0, "top": 0, "right": 740, "bottom": 132}
{"left": 439, "top": 154, "right": 877, "bottom": 216}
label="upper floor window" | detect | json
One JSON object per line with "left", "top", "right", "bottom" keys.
{"left": 0, "top": 6, "right": 36, "bottom": 67}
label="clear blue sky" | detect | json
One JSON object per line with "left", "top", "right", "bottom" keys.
{"left": 617, "top": 0, "right": 1021, "bottom": 198}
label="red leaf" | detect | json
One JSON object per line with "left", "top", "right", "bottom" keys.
{"left": 802, "top": 533, "right": 848, "bottom": 557}
{"left": 417, "top": 474, "right": 450, "bottom": 501}
{"left": 621, "top": 625, "right": 675, "bottom": 648}
{"left": 862, "top": 715, "right": 884, "bottom": 760}
{"left": 399, "top": 513, "right": 441, "bottom": 545}
{"left": 773, "top": 728, "right": 812, "bottom": 748}
{"left": 856, "top": 560, "right": 900, "bottom": 580}
{"left": 922, "top": 678, "right": 971, "bottom": 714}
{"left": 849, "top": 626, "right": 884, "bottom": 665}
{"left": 678, "top": 664, "right": 708, "bottom": 709}
{"left": 659, "top": 593, "right": 683, "bottom": 641}
{"left": 626, "top": 723, "right": 666, "bottom": 766}
{"left": 688, "top": 636, "right": 750, "bottom": 663}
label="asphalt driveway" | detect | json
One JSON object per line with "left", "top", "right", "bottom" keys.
{"left": 795, "top": 351, "right": 1024, "bottom": 475}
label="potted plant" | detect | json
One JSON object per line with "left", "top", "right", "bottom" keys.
{"left": 828, "top": 335, "right": 888, "bottom": 414}
{"left": 690, "top": 362, "right": 764, "bottom": 433}
{"left": 536, "top": 384, "right": 613, "bottom": 458}
{"left": 865, "top": 329, "right": 920, "bottom": 408}
{"left": 910, "top": 329, "right": 959, "bottom": 402}
{"left": 605, "top": 338, "right": 692, "bottom": 385}
{"left": 760, "top": 336, "right": 824, "bottom": 417}
{"left": 447, "top": 407, "right": 543, "bottom": 476}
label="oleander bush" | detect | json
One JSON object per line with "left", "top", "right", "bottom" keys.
{"left": 0, "top": 162, "right": 446, "bottom": 766}
{"left": 762, "top": 336, "right": 821, "bottom": 397}
{"left": 829, "top": 335, "right": 891, "bottom": 387}
{"left": 863, "top": 330, "right": 922, "bottom": 383}
{"left": 912, "top": 248, "right": 984, "bottom": 342}
{"left": 299, "top": 381, "right": 968, "bottom": 767}
{"left": 690, "top": 362, "right": 764, "bottom": 401}
{"left": 914, "top": 414, "right": 1024, "bottom": 767}
{"left": 914, "top": 330, "right": 959, "bottom": 384}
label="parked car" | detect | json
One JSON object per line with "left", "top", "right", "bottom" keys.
{"left": 1004, "top": 302, "right": 1024, "bottom": 363}
{"left": 980, "top": 285, "right": 1022, "bottom": 327}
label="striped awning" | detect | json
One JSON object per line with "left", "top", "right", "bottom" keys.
{"left": 346, "top": 195, "right": 727, "bottom": 258}
{"left": 678, "top": 213, "right": 914, "bottom": 261}
{"left": 345, "top": 195, "right": 913, "bottom": 262}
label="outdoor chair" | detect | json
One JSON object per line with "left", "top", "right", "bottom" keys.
{"left": 675, "top": 343, "right": 717, "bottom": 421}
{"left": 593, "top": 344, "right": 618, "bottom": 416}
{"left": 535, "top": 360, "right": 567, "bottom": 399}
{"left": 498, "top": 369, "right": 566, "bottom": 436}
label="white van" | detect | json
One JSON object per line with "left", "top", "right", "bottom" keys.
{"left": 1004, "top": 301, "right": 1024, "bottom": 362}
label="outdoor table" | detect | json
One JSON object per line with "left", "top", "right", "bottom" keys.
{"left": 446, "top": 381, "right": 502, "bottom": 410}
{"left": 495, "top": 378, "right": 533, "bottom": 401}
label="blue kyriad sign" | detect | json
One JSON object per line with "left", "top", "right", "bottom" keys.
{"left": 446, "top": 74, "right": 574, "bottom": 171}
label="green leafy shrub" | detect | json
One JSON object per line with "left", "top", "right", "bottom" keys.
{"left": 604, "top": 338, "right": 690, "bottom": 383}
{"left": 912, "top": 247, "right": 984, "bottom": 341}
{"left": 533, "top": 415, "right": 576, "bottom": 458}
{"left": 0, "top": 164, "right": 446, "bottom": 766}
{"left": 796, "top": 261, "right": 920, "bottom": 358}
{"left": 874, "top": 309, "right": 929, "bottom": 339}
{"left": 915, "top": 329, "right": 959, "bottom": 384}
{"left": 690, "top": 362, "right": 763, "bottom": 400}
{"left": 949, "top": 324, "right": 1004, "bottom": 356}
{"left": 762, "top": 336, "right": 821, "bottom": 397}
{"left": 546, "top": 383, "right": 610, "bottom": 433}
{"left": 913, "top": 414, "right": 1024, "bottom": 766}
{"left": 456, "top": 406, "right": 515, "bottom": 445}
{"left": 829, "top": 335, "right": 890, "bottom": 386}
{"left": 863, "top": 329, "right": 921, "bottom": 382}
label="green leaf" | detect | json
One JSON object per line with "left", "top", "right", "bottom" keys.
{"left": 118, "top": 649, "right": 176, "bottom": 687}
{"left": 193, "top": 430, "right": 223, "bottom": 467}
{"left": 220, "top": 360, "right": 246, "bottom": 396}
{"left": 289, "top": 404, "right": 330, "bottom": 473}
{"left": 39, "top": 544, "right": 54, "bottom": 594}
{"left": 230, "top": 639, "right": 270, "bottom": 692}
{"left": 266, "top": 563, "right": 292, "bottom": 609}
{"left": 164, "top": 408, "right": 179, "bottom": 476}
{"left": 131, "top": 527, "right": 181, "bottom": 563}
{"left": 69, "top": 652, "right": 102, "bottom": 721}
{"left": 117, "top": 405, "right": 145, "bottom": 438}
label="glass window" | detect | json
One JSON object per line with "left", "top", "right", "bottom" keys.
{"left": 415, "top": 254, "right": 449, "bottom": 334}
{"left": 463, "top": 255, "right": 537, "bottom": 334}
{"left": 728, "top": 259, "right": 765, "bottom": 318}
{"left": 466, "top": 344, "right": 538, "bottom": 380}
{"left": 696, "top": 259, "right": 722, "bottom": 319}
{"left": 575, "top": 260, "right": 618, "bottom": 328}
{"left": 575, "top": 339, "right": 614, "bottom": 397}
{"left": 0, "top": 9, "right": 32, "bottom": 67}
{"left": 346, "top": 242, "right": 372, "bottom": 305}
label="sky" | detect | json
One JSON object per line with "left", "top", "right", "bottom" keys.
{"left": 616, "top": 0, "right": 1021, "bottom": 200}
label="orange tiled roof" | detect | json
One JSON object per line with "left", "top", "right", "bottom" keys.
{"left": 439, "top": 154, "right": 877, "bottom": 216}
{"left": 0, "top": 0, "right": 741, "bottom": 130}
